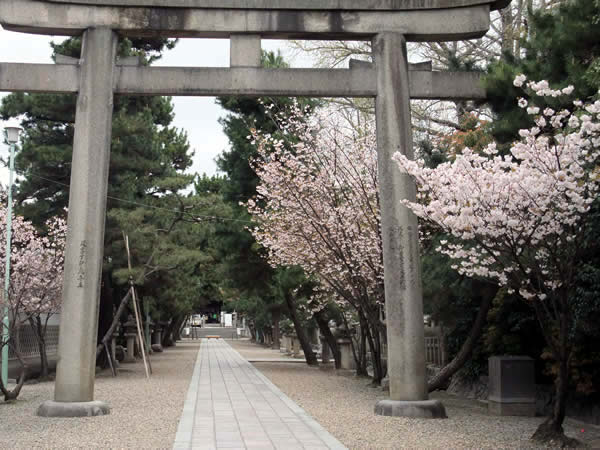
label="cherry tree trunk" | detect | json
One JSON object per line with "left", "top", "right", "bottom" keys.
{"left": 0, "top": 342, "right": 27, "bottom": 401}
{"left": 314, "top": 310, "right": 341, "bottom": 369}
{"left": 284, "top": 292, "right": 318, "bottom": 366}
{"left": 531, "top": 304, "right": 577, "bottom": 446}
{"left": 30, "top": 317, "right": 49, "bottom": 379}
{"left": 272, "top": 310, "right": 281, "bottom": 350}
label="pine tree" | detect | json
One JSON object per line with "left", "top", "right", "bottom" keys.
{"left": 0, "top": 36, "right": 195, "bottom": 355}
{"left": 485, "top": 0, "right": 600, "bottom": 144}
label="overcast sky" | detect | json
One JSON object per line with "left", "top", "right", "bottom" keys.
{"left": 0, "top": 26, "right": 306, "bottom": 187}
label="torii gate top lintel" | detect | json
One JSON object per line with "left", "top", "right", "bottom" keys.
{"left": 47, "top": 0, "right": 510, "bottom": 11}
{"left": 1, "top": 0, "right": 508, "bottom": 41}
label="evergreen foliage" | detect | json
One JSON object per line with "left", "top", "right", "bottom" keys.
{"left": 0, "top": 36, "right": 210, "bottom": 351}
{"left": 485, "top": 0, "right": 600, "bottom": 144}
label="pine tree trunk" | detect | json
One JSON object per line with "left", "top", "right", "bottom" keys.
{"left": 356, "top": 318, "right": 369, "bottom": 376}
{"left": 428, "top": 285, "right": 496, "bottom": 392}
{"left": 96, "top": 271, "right": 114, "bottom": 360}
{"left": 96, "top": 289, "right": 131, "bottom": 355}
{"left": 162, "top": 316, "right": 184, "bottom": 347}
{"left": 284, "top": 292, "right": 318, "bottom": 366}
{"left": 272, "top": 310, "right": 281, "bottom": 350}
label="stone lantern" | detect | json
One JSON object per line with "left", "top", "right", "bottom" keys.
{"left": 319, "top": 333, "right": 331, "bottom": 365}
{"left": 123, "top": 315, "right": 137, "bottom": 363}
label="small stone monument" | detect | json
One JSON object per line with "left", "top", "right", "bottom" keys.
{"left": 320, "top": 334, "right": 331, "bottom": 365}
{"left": 488, "top": 356, "right": 536, "bottom": 416}
{"left": 336, "top": 337, "right": 355, "bottom": 371}
{"left": 333, "top": 324, "right": 355, "bottom": 372}
{"left": 284, "top": 335, "right": 294, "bottom": 355}
{"left": 280, "top": 335, "right": 288, "bottom": 353}
{"left": 290, "top": 334, "right": 302, "bottom": 358}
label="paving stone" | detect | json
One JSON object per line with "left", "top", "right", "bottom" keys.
{"left": 173, "top": 339, "right": 346, "bottom": 450}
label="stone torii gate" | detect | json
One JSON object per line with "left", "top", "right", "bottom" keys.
{"left": 0, "top": 0, "right": 508, "bottom": 418}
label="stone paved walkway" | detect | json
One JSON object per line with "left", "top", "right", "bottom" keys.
{"left": 173, "top": 339, "right": 347, "bottom": 450}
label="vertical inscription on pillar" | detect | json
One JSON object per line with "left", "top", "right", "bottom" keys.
{"left": 388, "top": 224, "right": 405, "bottom": 290}
{"left": 407, "top": 225, "right": 417, "bottom": 287}
{"left": 77, "top": 240, "right": 87, "bottom": 287}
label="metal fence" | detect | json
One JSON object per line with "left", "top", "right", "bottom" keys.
{"left": 7, "top": 325, "right": 59, "bottom": 361}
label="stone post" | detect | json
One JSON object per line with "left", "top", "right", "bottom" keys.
{"left": 336, "top": 337, "right": 356, "bottom": 371}
{"left": 291, "top": 335, "right": 300, "bottom": 358}
{"left": 372, "top": 33, "right": 446, "bottom": 419}
{"left": 320, "top": 334, "right": 331, "bottom": 365}
{"left": 38, "top": 28, "right": 117, "bottom": 418}
{"left": 152, "top": 322, "right": 163, "bottom": 353}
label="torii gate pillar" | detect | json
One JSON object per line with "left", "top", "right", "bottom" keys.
{"left": 37, "top": 28, "right": 117, "bottom": 417}
{"left": 373, "top": 33, "right": 446, "bottom": 418}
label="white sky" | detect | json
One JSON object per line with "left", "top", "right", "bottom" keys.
{"left": 0, "top": 26, "right": 308, "bottom": 187}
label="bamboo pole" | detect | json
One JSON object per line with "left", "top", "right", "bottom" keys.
{"left": 124, "top": 233, "right": 150, "bottom": 379}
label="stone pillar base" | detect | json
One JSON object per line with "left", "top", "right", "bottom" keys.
{"left": 488, "top": 400, "right": 535, "bottom": 416}
{"left": 380, "top": 376, "right": 390, "bottom": 392}
{"left": 374, "top": 399, "right": 447, "bottom": 419}
{"left": 37, "top": 400, "right": 110, "bottom": 417}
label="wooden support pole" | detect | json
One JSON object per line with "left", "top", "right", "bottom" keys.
{"left": 124, "top": 234, "right": 150, "bottom": 379}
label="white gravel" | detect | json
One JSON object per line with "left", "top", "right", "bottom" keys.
{"left": 0, "top": 340, "right": 201, "bottom": 449}
{"left": 229, "top": 339, "right": 600, "bottom": 450}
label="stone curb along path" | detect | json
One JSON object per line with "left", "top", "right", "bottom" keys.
{"left": 173, "top": 339, "right": 347, "bottom": 450}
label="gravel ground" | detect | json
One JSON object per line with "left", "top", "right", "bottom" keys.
{"left": 229, "top": 339, "right": 600, "bottom": 449}
{"left": 2, "top": 338, "right": 598, "bottom": 449}
{"left": 0, "top": 340, "right": 201, "bottom": 449}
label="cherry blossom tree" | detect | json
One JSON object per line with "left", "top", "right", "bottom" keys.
{"left": 394, "top": 77, "right": 600, "bottom": 443}
{"left": 246, "top": 103, "right": 387, "bottom": 382}
{"left": 0, "top": 205, "right": 65, "bottom": 399}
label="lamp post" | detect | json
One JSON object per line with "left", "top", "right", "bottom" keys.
{"left": 1, "top": 124, "right": 21, "bottom": 387}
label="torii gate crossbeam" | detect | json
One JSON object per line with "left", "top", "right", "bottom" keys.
{"left": 0, "top": 0, "right": 507, "bottom": 419}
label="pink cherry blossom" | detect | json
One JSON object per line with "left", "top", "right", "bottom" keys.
{"left": 0, "top": 204, "right": 66, "bottom": 329}
{"left": 394, "top": 77, "right": 600, "bottom": 302}
{"left": 246, "top": 102, "right": 384, "bottom": 315}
